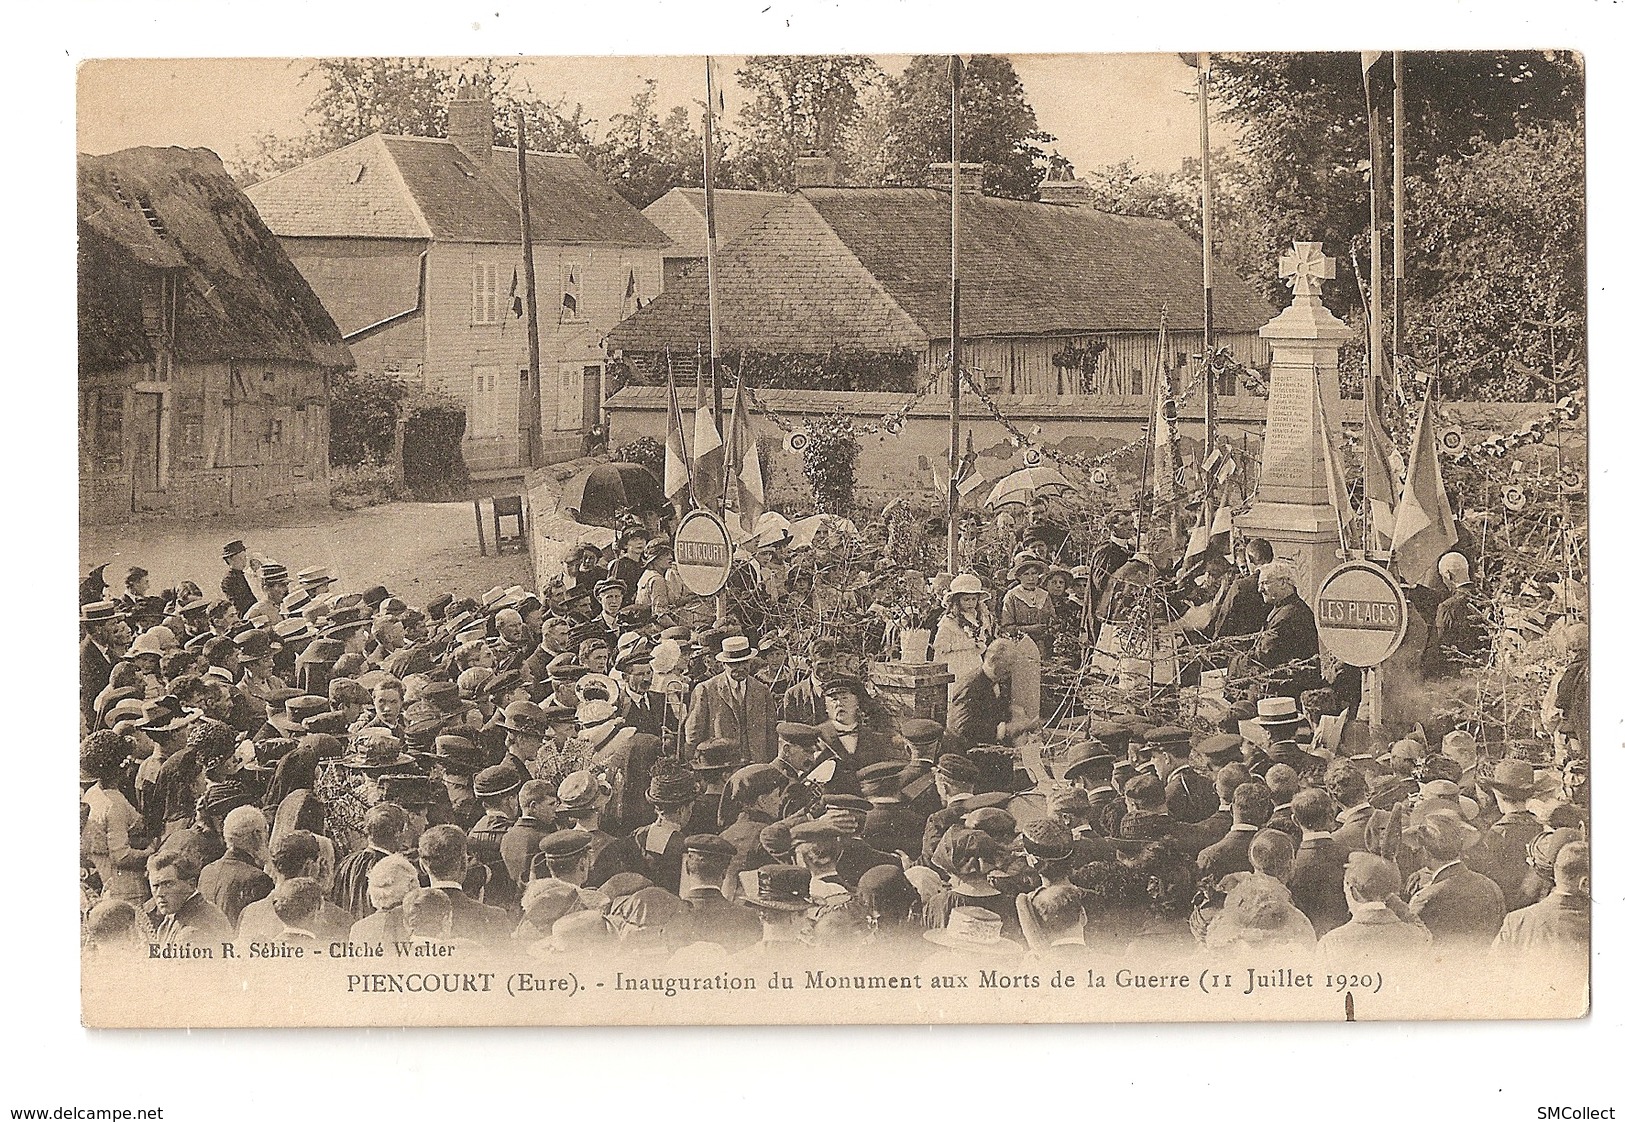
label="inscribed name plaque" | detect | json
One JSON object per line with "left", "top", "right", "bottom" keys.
{"left": 1315, "top": 560, "right": 1409, "bottom": 667}
{"left": 673, "top": 509, "right": 733, "bottom": 597}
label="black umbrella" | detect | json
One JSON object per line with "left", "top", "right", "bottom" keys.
{"left": 558, "top": 463, "right": 666, "bottom": 527}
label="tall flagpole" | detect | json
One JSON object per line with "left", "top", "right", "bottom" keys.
{"left": 946, "top": 55, "right": 964, "bottom": 574}
{"left": 1392, "top": 51, "right": 1407, "bottom": 373}
{"left": 1361, "top": 52, "right": 1387, "bottom": 558}
{"left": 702, "top": 57, "right": 725, "bottom": 428}
{"left": 517, "top": 114, "right": 543, "bottom": 469}
{"left": 1197, "top": 52, "right": 1217, "bottom": 492}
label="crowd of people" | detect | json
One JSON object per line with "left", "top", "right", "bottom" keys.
{"left": 77, "top": 505, "right": 1589, "bottom": 968}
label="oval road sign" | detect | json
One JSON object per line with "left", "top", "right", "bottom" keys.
{"left": 1315, "top": 560, "right": 1409, "bottom": 667}
{"left": 673, "top": 509, "right": 734, "bottom": 598}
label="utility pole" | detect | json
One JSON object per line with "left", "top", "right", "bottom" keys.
{"left": 517, "top": 113, "right": 543, "bottom": 469}
{"left": 946, "top": 54, "right": 964, "bottom": 574}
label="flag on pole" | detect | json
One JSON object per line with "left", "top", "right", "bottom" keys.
{"left": 691, "top": 367, "right": 725, "bottom": 509}
{"left": 663, "top": 362, "right": 692, "bottom": 515}
{"left": 509, "top": 268, "right": 523, "bottom": 318}
{"left": 1364, "top": 390, "right": 1399, "bottom": 548}
{"left": 724, "top": 374, "right": 766, "bottom": 532}
{"left": 1313, "top": 372, "right": 1355, "bottom": 549}
{"left": 1151, "top": 365, "right": 1179, "bottom": 505}
{"left": 1390, "top": 378, "right": 1458, "bottom": 586}
{"left": 1361, "top": 50, "right": 1386, "bottom": 75}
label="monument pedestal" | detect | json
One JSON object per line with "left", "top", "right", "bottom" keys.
{"left": 1233, "top": 243, "right": 1352, "bottom": 605}
{"left": 868, "top": 661, "right": 951, "bottom": 725}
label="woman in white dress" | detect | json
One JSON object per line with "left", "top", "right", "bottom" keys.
{"left": 933, "top": 573, "right": 995, "bottom": 694}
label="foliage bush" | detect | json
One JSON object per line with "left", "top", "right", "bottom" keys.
{"left": 330, "top": 370, "right": 408, "bottom": 467}
{"left": 613, "top": 435, "right": 664, "bottom": 478}
{"left": 802, "top": 409, "right": 860, "bottom": 516}
{"left": 401, "top": 391, "right": 469, "bottom": 499}
{"left": 330, "top": 463, "right": 412, "bottom": 510}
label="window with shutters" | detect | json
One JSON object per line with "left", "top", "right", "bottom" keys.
{"left": 471, "top": 263, "right": 501, "bottom": 325}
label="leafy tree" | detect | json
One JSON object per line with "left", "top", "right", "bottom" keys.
{"left": 728, "top": 55, "right": 880, "bottom": 191}
{"left": 329, "top": 370, "right": 408, "bottom": 467}
{"left": 885, "top": 55, "right": 1055, "bottom": 199}
{"left": 841, "top": 77, "right": 901, "bottom": 187}
{"left": 590, "top": 79, "right": 705, "bottom": 208}
{"left": 1075, "top": 152, "right": 1269, "bottom": 277}
{"left": 1407, "top": 121, "right": 1584, "bottom": 400}
{"left": 230, "top": 57, "right": 595, "bottom": 184}
{"left": 1205, "top": 51, "right": 1581, "bottom": 316}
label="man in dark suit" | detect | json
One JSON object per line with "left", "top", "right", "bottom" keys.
{"left": 198, "top": 805, "right": 275, "bottom": 928}
{"left": 1082, "top": 510, "right": 1136, "bottom": 643}
{"left": 855, "top": 762, "right": 927, "bottom": 858}
{"left": 1407, "top": 812, "right": 1507, "bottom": 947}
{"left": 1252, "top": 562, "right": 1323, "bottom": 699}
{"left": 1286, "top": 789, "right": 1352, "bottom": 935}
{"left": 616, "top": 652, "right": 665, "bottom": 737}
{"left": 1211, "top": 537, "right": 1273, "bottom": 639}
{"left": 814, "top": 678, "right": 902, "bottom": 790}
{"left": 417, "top": 824, "right": 513, "bottom": 946}
{"left": 1189, "top": 760, "right": 1250, "bottom": 853}
{"left": 1147, "top": 727, "right": 1220, "bottom": 824}
{"left": 780, "top": 639, "right": 839, "bottom": 727}
{"left": 685, "top": 636, "right": 777, "bottom": 764}
{"left": 145, "top": 850, "right": 234, "bottom": 947}
{"left": 679, "top": 835, "right": 759, "bottom": 951}
{"left": 947, "top": 640, "right": 1017, "bottom": 748}
{"left": 1197, "top": 782, "right": 1272, "bottom": 879}
{"left": 1325, "top": 761, "right": 1376, "bottom": 854}
{"left": 220, "top": 540, "right": 257, "bottom": 619}
{"left": 80, "top": 601, "right": 123, "bottom": 726}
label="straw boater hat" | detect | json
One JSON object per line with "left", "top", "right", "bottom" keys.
{"left": 341, "top": 730, "right": 415, "bottom": 772}
{"left": 557, "top": 769, "right": 612, "bottom": 815}
{"left": 740, "top": 864, "right": 815, "bottom": 911}
{"left": 716, "top": 635, "right": 757, "bottom": 664}
{"left": 1255, "top": 696, "right": 1306, "bottom": 729}
{"left": 922, "top": 906, "right": 1024, "bottom": 955}
{"left": 297, "top": 566, "right": 338, "bottom": 591}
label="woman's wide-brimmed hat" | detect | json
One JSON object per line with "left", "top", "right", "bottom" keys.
{"left": 921, "top": 905, "right": 1024, "bottom": 955}
{"left": 942, "top": 573, "right": 988, "bottom": 604}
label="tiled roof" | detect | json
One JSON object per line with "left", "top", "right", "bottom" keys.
{"left": 246, "top": 134, "right": 668, "bottom": 248}
{"left": 607, "top": 194, "right": 928, "bottom": 353}
{"left": 642, "top": 187, "right": 788, "bottom": 258}
{"left": 608, "top": 186, "right": 1277, "bottom": 353}
{"left": 79, "top": 146, "right": 352, "bottom": 372}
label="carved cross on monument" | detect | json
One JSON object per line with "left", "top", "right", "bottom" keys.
{"left": 1278, "top": 241, "right": 1336, "bottom": 299}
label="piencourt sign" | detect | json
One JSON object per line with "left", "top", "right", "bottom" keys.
{"left": 1315, "top": 560, "right": 1409, "bottom": 667}
{"left": 673, "top": 509, "right": 733, "bottom": 598}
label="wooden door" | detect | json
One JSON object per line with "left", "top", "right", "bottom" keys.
{"left": 130, "top": 391, "right": 163, "bottom": 511}
{"left": 582, "top": 364, "right": 602, "bottom": 430}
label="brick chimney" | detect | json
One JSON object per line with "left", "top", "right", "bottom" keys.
{"left": 1038, "top": 180, "right": 1091, "bottom": 206}
{"left": 793, "top": 154, "right": 839, "bottom": 189}
{"left": 927, "top": 161, "right": 984, "bottom": 196}
{"left": 448, "top": 75, "right": 494, "bottom": 165}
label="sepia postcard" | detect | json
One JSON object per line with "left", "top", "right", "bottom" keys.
{"left": 76, "top": 49, "right": 1589, "bottom": 1028}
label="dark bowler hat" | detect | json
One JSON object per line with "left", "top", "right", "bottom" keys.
{"left": 821, "top": 793, "right": 873, "bottom": 815}
{"left": 935, "top": 753, "right": 980, "bottom": 788}
{"left": 379, "top": 773, "right": 439, "bottom": 808}
{"left": 481, "top": 669, "right": 526, "bottom": 698}
{"left": 341, "top": 730, "right": 414, "bottom": 771}
{"left": 775, "top": 721, "right": 822, "bottom": 748}
{"left": 537, "top": 829, "right": 594, "bottom": 862}
{"left": 236, "top": 629, "right": 277, "bottom": 661}
{"left": 683, "top": 834, "right": 737, "bottom": 859}
{"left": 474, "top": 764, "right": 523, "bottom": 799}
{"left": 690, "top": 738, "right": 740, "bottom": 773}
{"left": 1062, "top": 740, "right": 1115, "bottom": 781}
{"left": 424, "top": 593, "right": 454, "bottom": 621}
{"left": 1146, "top": 726, "right": 1192, "bottom": 749}
{"left": 857, "top": 760, "right": 906, "bottom": 796}
{"left": 1019, "top": 816, "right": 1076, "bottom": 861}
{"left": 741, "top": 864, "right": 814, "bottom": 911}
{"left": 494, "top": 700, "right": 548, "bottom": 736}
{"left": 429, "top": 735, "right": 485, "bottom": 776}
{"left": 360, "top": 586, "right": 391, "bottom": 610}
{"left": 647, "top": 763, "right": 701, "bottom": 807}
{"left": 222, "top": 540, "right": 248, "bottom": 560}
{"left": 899, "top": 718, "right": 944, "bottom": 745}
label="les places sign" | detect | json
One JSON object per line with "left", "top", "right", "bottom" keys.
{"left": 1314, "top": 560, "right": 1409, "bottom": 667}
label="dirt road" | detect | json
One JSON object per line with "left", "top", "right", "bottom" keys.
{"left": 80, "top": 502, "right": 540, "bottom": 604}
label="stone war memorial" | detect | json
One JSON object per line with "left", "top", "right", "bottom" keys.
{"left": 74, "top": 51, "right": 1589, "bottom": 1041}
